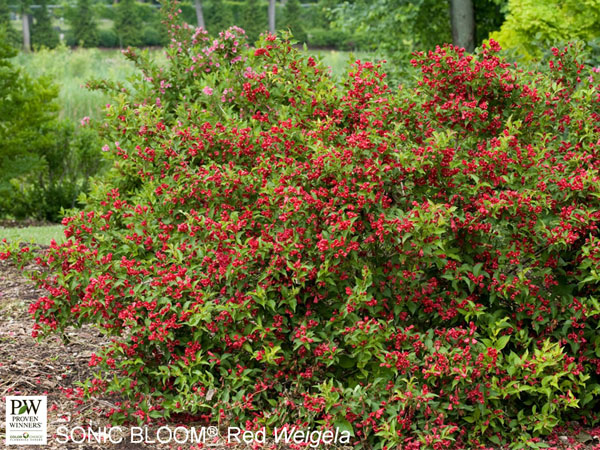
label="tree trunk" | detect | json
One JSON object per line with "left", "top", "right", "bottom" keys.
{"left": 449, "top": 0, "right": 474, "bottom": 52}
{"left": 22, "top": 13, "right": 31, "bottom": 52}
{"left": 194, "top": 0, "right": 205, "bottom": 29}
{"left": 268, "top": 0, "right": 276, "bottom": 34}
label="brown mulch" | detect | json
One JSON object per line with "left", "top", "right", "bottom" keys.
{"left": 0, "top": 255, "right": 598, "bottom": 450}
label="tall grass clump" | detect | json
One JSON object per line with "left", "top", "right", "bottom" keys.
{"left": 14, "top": 45, "right": 143, "bottom": 121}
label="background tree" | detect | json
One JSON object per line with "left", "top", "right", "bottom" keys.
{"left": 0, "top": 29, "right": 56, "bottom": 215}
{"left": 114, "top": 0, "right": 143, "bottom": 47}
{"left": 490, "top": 0, "right": 600, "bottom": 59}
{"left": 207, "top": 0, "right": 233, "bottom": 36}
{"left": 194, "top": 0, "right": 204, "bottom": 28}
{"left": 32, "top": 0, "right": 59, "bottom": 49}
{"left": 0, "top": 29, "right": 104, "bottom": 219}
{"left": 268, "top": 0, "right": 275, "bottom": 33}
{"left": 282, "top": 0, "right": 306, "bottom": 42}
{"left": 450, "top": 0, "right": 474, "bottom": 51}
{"left": 0, "top": 0, "right": 20, "bottom": 46}
{"left": 66, "top": 0, "right": 99, "bottom": 47}
{"left": 474, "top": 0, "right": 506, "bottom": 45}
{"left": 20, "top": 0, "right": 32, "bottom": 52}
{"left": 241, "top": 0, "right": 263, "bottom": 42}
{"left": 329, "top": 0, "right": 509, "bottom": 82}
{"left": 330, "top": 0, "right": 451, "bottom": 79}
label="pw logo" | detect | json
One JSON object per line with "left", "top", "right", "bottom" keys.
{"left": 5, "top": 396, "right": 47, "bottom": 445}
{"left": 10, "top": 398, "right": 43, "bottom": 416}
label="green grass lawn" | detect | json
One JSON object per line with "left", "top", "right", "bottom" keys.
{"left": 0, "top": 226, "right": 65, "bottom": 246}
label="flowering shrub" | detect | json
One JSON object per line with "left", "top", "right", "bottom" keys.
{"left": 3, "top": 6, "right": 600, "bottom": 448}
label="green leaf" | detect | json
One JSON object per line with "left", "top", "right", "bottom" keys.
{"left": 339, "top": 355, "right": 356, "bottom": 369}
{"left": 496, "top": 335, "right": 510, "bottom": 350}
{"left": 334, "top": 418, "right": 354, "bottom": 436}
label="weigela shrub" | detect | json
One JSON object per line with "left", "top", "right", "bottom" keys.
{"left": 3, "top": 6, "right": 600, "bottom": 448}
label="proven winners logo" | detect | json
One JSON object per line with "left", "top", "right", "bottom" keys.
{"left": 5, "top": 396, "right": 47, "bottom": 445}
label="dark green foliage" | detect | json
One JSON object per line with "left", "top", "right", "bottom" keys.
{"left": 98, "top": 28, "right": 118, "bottom": 47}
{"left": 0, "top": 0, "right": 19, "bottom": 47}
{"left": 141, "top": 25, "right": 164, "bottom": 46}
{"left": 0, "top": 33, "right": 56, "bottom": 217}
{"left": 206, "top": 0, "right": 233, "bottom": 36}
{"left": 113, "top": 0, "right": 143, "bottom": 47}
{"left": 32, "top": 0, "right": 59, "bottom": 49}
{"left": 0, "top": 32, "right": 105, "bottom": 220}
{"left": 474, "top": 0, "right": 507, "bottom": 45}
{"left": 178, "top": 2, "right": 197, "bottom": 26}
{"left": 66, "top": 0, "right": 99, "bottom": 47}
{"left": 240, "top": 0, "right": 265, "bottom": 43}
{"left": 7, "top": 120, "right": 104, "bottom": 221}
{"left": 307, "top": 28, "right": 359, "bottom": 50}
{"left": 282, "top": 0, "right": 306, "bottom": 42}
{"left": 0, "top": 33, "right": 58, "bottom": 182}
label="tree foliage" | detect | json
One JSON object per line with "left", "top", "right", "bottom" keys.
{"left": 0, "top": 0, "right": 20, "bottom": 47}
{"left": 206, "top": 0, "right": 233, "bottom": 36}
{"left": 491, "top": 0, "right": 600, "bottom": 58}
{"left": 66, "top": 0, "right": 99, "bottom": 47}
{"left": 0, "top": 31, "right": 58, "bottom": 191}
{"left": 114, "top": 0, "right": 143, "bottom": 48}
{"left": 330, "top": 0, "right": 507, "bottom": 80}
{"left": 32, "top": 0, "right": 59, "bottom": 49}
{"left": 240, "top": 0, "right": 264, "bottom": 43}
{"left": 282, "top": 0, "right": 306, "bottom": 43}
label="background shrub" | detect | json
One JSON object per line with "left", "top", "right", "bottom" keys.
{"left": 281, "top": 0, "right": 307, "bottom": 43}
{"left": 308, "top": 28, "right": 360, "bottom": 50}
{"left": 0, "top": 35, "right": 105, "bottom": 220}
{"left": 4, "top": 7, "right": 600, "bottom": 450}
{"left": 65, "top": 0, "right": 99, "bottom": 47}
{"left": 141, "top": 26, "right": 162, "bottom": 47}
{"left": 0, "top": 0, "right": 20, "bottom": 47}
{"left": 240, "top": 0, "right": 266, "bottom": 42}
{"left": 114, "top": 0, "right": 143, "bottom": 48}
{"left": 98, "top": 29, "right": 118, "bottom": 48}
{"left": 31, "top": 0, "right": 59, "bottom": 49}
{"left": 206, "top": 0, "right": 234, "bottom": 36}
{"left": 491, "top": 0, "right": 600, "bottom": 59}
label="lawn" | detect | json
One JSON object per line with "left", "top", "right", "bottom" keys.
{"left": 0, "top": 225, "right": 65, "bottom": 246}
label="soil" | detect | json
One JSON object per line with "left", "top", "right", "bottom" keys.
{"left": 0, "top": 255, "right": 598, "bottom": 450}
